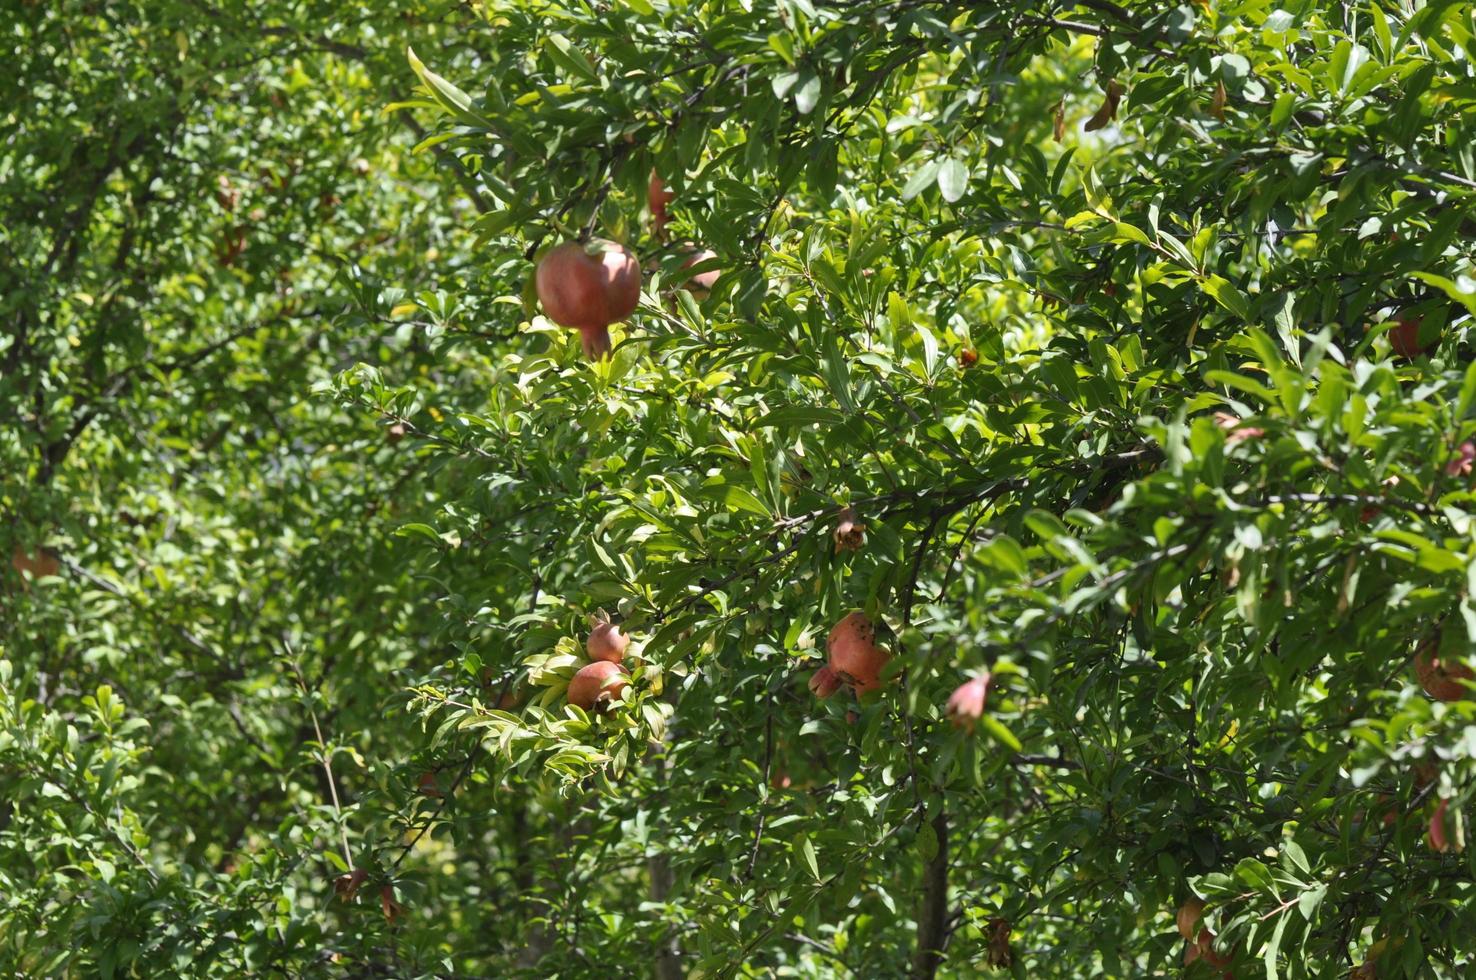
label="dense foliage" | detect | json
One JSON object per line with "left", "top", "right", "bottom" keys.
{"left": 6, "top": 1, "right": 1476, "bottom": 977}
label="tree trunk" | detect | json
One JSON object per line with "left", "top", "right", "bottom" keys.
{"left": 650, "top": 850, "right": 684, "bottom": 980}
{"left": 910, "top": 807, "right": 950, "bottom": 980}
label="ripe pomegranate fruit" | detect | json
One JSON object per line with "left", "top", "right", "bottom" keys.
{"left": 958, "top": 348, "right": 979, "bottom": 368}
{"left": 11, "top": 546, "right": 60, "bottom": 583}
{"left": 649, "top": 171, "right": 674, "bottom": 227}
{"left": 534, "top": 239, "right": 642, "bottom": 359}
{"left": 1195, "top": 928, "right": 1232, "bottom": 969}
{"left": 416, "top": 772, "right": 442, "bottom": 798}
{"left": 566, "top": 660, "right": 629, "bottom": 711}
{"left": 827, "top": 611, "right": 890, "bottom": 689}
{"left": 586, "top": 617, "right": 629, "bottom": 663}
{"left": 1176, "top": 898, "right": 1204, "bottom": 941}
{"left": 1414, "top": 641, "right": 1473, "bottom": 702}
{"left": 677, "top": 247, "right": 719, "bottom": 297}
{"left": 1389, "top": 313, "right": 1432, "bottom": 358}
{"left": 809, "top": 665, "right": 842, "bottom": 699}
{"left": 1429, "top": 797, "right": 1451, "bottom": 853}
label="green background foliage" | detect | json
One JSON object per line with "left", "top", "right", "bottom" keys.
{"left": 5, "top": 1, "right": 1476, "bottom": 976}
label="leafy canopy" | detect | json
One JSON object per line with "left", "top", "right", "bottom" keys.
{"left": 6, "top": 1, "right": 1476, "bottom": 978}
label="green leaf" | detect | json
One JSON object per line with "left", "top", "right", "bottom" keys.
{"left": 980, "top": 715, "right": 1022, "bottom": 752}
{"left": 1264, "top": 908, "right": 1289, "bottom": 979}
{"left": 937, "top": 158, "right": 969, "bottom": 203}
{"left": 695, "top": 484, "right": 771, "bottom": 519}
{"left": 406, "top": 47, "right": 494, "bottom": 130}
{"left": 902, "top": 159, "right": 941, "bottom": 201}
{"left": 794, "top": 73, "right": 822, "bottom": 114}
{"left": 1411, "top": 271, "right": 1476, "bottom": 316}
{"left": 1201, "top": 274, "right": 1253, "bottom": 321}
{"left": 1281, "top": 840, "right": 1310, "bottom": 875}
{"left": 795, "top": 834, "right": 821, "bottom": 880}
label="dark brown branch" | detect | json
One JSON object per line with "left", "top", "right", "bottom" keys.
{"left": 910, "top": 807, "right": 950, "bottom": 980}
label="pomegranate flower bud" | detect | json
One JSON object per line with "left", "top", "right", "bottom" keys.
{"left": 1447, "top": 441, "right": 1476, "bottom": 478}
{"left": 1213, "top": 411, "right": 1264, "bottom": 445}
{"left": 809, "top": 665, "right": 842, "bottom": 699}
{"left": 334, "top": 868, "right": 368, "bottom": 902}
{"left": 946, "top": 674, "right": 991, "bottom": 731}
{"left": 380, "top": 884, "right": 404, "bottom": 924}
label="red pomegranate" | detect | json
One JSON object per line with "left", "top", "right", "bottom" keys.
{"left": 649, "top": 171, "right": 674, "bottom": 221}
{"left": 566, "top": 660, "right": 629, "bottom": 711}
{"left": 534, "top": 240, "right": 642, "bottom": 359}
{"left": 808, "top": 665, "right": 842, "bottom": 699}
{"left": 11, "top": 546, "right": 60, "bottom": 583}
{"left": 678, "top": 247, "right": 719, "bottom": 297}
{"left": 1429, "top": 797, "right": 1452, "bottom": 853}
{"left": 587, "top": 619, "right": 629, "bottom": 663}
{"left": 1176, "top": 898, "right": 1204, "bottom": 941}
{"left": 827, "top": 611, "right": 890, "bottom": 688}
{"left": 1415, "top": 641, "right": 1473, "bottom": 702}
{"left": 1195, "top": 928, "right": 1232, "bottom": 969}
{"left": 1389, "top": 313, "right": 1432, "bottom": 358}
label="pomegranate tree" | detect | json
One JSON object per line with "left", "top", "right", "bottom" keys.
{"left": 534, "top": 239, "right": 641, "bottom": 359}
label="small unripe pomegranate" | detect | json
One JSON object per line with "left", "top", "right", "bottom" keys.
{"left": 1415, "top": 641, "right": 1473, "bottom": 702}
{"left": 586, "top": 619, "right": 629, "bottom": 663}
{"left": 386, "top": 421, "right": 407, "bottom": 444}
{"left": 832, "top": 507, "right": 866, "bottom": 553}
{"left": 827, "top": 611, "right": 890, "bottom": 688}
{"left": 946, "top": 674, "right": 991, "bottom": 731}
{"left": 1389, "top": 313, "right": 1432, "bottom": 358}
{"left": 566, "top": 660, "right": 629, "bottom": 711}
{"left": 1447, "top": 440, "right": 1476, "bottom": 478}
{"left": 1176, "top": 898, "right": 1204, "bottom": 941}
{"left": 534, "top": 240, "right": 642, "bottom": 359}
